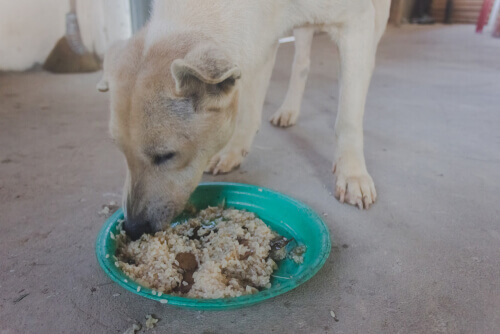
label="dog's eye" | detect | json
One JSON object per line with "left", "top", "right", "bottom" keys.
{"left": 152, "top": 152, "right": 176, "bottom": 165}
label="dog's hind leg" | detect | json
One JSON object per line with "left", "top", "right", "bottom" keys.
{"left": 270, "top": 27, "right": 315, "bottom": 127}
{"left": 328, "top": 5, "right": 385, "bottom": 210}
{"left": 206, "top": 43, "right": 279, "bottom": 175}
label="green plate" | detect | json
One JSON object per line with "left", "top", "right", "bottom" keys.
{"left": 95, "top": 182, "right": 331, "bottom": 310}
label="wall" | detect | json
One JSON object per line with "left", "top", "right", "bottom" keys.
{"left": 432, "top": 0, "right": 485, "bottom": 23}
{"left": 77, "top": 0, "right": 132, "bottom": 57}
{"left": 0, "top": 0, "right": 132, "bottom": 71}
{"left": 129, "top": 0, "right": 153, "bottom": 33}
{"left": 390, "top": 0, "right": 417, "bottom": 25}
{"left": 0, "top": 0, "right": 68, "bottom": 71}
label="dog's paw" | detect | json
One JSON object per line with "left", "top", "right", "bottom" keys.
{"left": 205, "top": 148, "right": 248, "bottom": 175}
{"left": 333, "top": 163, "right": 377, "bottom": 209}
{"left": 270, "top": 108, "right": 299, "bottom": 127}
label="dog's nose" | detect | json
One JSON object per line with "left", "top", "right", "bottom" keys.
{"left": 123, "top": 215, "right": 152, "bottom": 241}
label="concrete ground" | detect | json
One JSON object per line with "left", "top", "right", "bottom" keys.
{"left": 1, "top": 25, "right": 499, "bottom": 334}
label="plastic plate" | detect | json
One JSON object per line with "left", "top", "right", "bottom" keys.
{"left": 96, "top": 182, "right": 331, "bottom": 310}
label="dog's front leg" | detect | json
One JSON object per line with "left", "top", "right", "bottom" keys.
{"left": 331, "top": 15, "right": 378, "bottom": 209}
{"left": 206, "top": 45, "right": 279, "bottom": 174}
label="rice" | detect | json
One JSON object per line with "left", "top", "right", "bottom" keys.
{"left": 289, "top": 245, "right": 307, "bottom": 264}
{"left": 145, "top": 315, "right": 158, "bottom": 329}
{"left": 115, "top": 206, "right": 301, "bottom": 299}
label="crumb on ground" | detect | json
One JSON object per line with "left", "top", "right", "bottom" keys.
{"left": 145, "top": 314, "right": 159, "bottom": 329}
{"left": 123, "top": 323, "right": 141, "bottom": 334}
{"left": 98, "top": 201, "right": 119, "bottom": 217}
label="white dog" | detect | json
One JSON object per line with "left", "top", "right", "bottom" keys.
{"left": 98, "top": 0, "right": 391, "bottom": 238}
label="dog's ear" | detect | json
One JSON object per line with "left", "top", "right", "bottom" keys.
{"left": 171, "top": 46, "right": 241, "bottom": 96}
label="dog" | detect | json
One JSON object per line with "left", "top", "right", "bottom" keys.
{"left": 97, "top": 0, "right": 391, "bottom": 239}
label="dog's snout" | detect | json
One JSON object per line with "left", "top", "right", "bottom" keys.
{"left": 123, "top": 214, "right": 152, "bottom": 241}
{"left": 123, "top": 195, "right": 177, "bottom": 240}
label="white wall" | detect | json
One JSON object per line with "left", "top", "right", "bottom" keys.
{"left": 77, "top": 0, "right": 133, "bottom": 57}
{"left": 0, "top": 0, "right": 132, "bottom": 71}
{"left": 0, "top": 0, "right": 68, "bottom": 71}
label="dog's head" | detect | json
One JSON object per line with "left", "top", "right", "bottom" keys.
{"left": 98, "top": 32, "right": 241, "bottom": 239}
